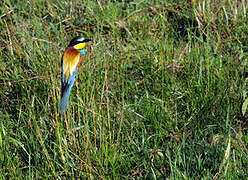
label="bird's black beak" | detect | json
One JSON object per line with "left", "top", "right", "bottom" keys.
{"left": 82, "top": 39, "right": 91, "bottom": 43}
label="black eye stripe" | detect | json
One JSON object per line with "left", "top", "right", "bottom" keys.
{"left": 68, "top": 37, "right": 91, "bottom": 47}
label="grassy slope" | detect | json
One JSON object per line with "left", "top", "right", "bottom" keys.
{"left": 0, "top": 0, "right": 248, "bottom": 179}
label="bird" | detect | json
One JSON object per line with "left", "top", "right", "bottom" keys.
{"left": 59, "top": 36, "right": 91, "bottom": 113}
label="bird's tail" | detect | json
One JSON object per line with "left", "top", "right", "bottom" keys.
{"left": 59, "top": 72, "right": 77, "bottom": 113}
{"left": 59, "top": 88, "right": 71, "bottom": 113}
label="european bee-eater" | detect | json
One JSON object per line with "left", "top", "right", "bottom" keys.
{"left": 59, "top": 36, "right": 91, "bottom": 113}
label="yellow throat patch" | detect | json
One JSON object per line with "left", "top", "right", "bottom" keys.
{"left": 74, "top": 42, "right": 86, "bottom": 50}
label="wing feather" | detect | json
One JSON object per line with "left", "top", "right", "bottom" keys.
{"left": 63, "top": 47, "right": 81, "bottom": 81}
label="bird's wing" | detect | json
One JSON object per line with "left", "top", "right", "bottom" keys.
{"left": 62, "top": 47, "right": 82, "bottom": 82}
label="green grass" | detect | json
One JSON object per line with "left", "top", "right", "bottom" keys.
{"left": 0, "top": 0, "right": 248, "bottom": 179}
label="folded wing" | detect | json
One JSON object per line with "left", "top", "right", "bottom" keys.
{"left": 59, "top": 47, "right": 82, "bottom": 113}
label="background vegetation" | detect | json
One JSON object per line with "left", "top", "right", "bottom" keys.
{"left": 0, "top": 0, "right": 248, "bottom": 179}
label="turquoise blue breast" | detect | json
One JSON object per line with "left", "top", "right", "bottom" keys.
{"left": 78, "top": 49, "right": 85, "bottom": 55}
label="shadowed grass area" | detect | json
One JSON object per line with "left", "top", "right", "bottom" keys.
{"left": 0, "top": 0, "right": 248, "bottom": 179}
